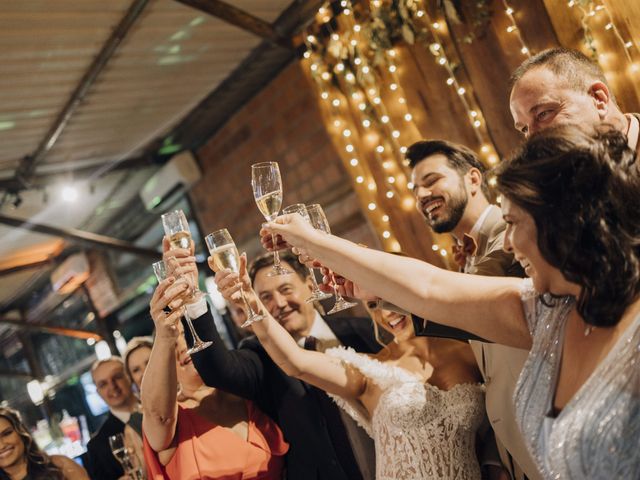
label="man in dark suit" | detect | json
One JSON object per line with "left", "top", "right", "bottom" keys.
{"left": 85, "top": 357, "right": 141, "bottom": 480}
{"left": 183, "top": 251, "right": 379, "bottom": 480}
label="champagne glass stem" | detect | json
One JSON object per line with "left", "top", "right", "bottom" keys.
{"left": 272, "top": 233, "right": 281, "bottom": 267}
{"left": 240, "top": 288, "right": 257, "bottom": 319}
{"left": 331, "top": 274, "right": 343, "bottom": 301}
{"left": 308, "top": 267, "right": 320, "bottom": 289}
{"left": 184, "top": 310, "right": 212, "bottom": 354}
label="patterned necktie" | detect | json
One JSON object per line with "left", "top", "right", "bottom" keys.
{"left": 451, "top": 233, "right": 478, "bottom": 270}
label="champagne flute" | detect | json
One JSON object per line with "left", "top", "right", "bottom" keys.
{"left": 205, "top": 229, "right": 264, "bottom": 328}
{"left": 109, "top": 433, "right": 143, "bottom": 480}
{"left": 305, "top": 204, "right": 358, "bottom": 314}
{"left": 251, "top": 162, "right": 291, "bottom": 276}
{"left": 282, "top": 204, "right": 333, "bottom": 303}
{"left": 152, "top": 259, "right": 212, "bottom": 354}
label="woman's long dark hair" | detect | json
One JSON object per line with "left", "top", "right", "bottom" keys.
{"left": 0, "top": 407, "right": 64, "bottom": 480}
{"left": 495, "top": 124, "right": 640, "bottom": 327}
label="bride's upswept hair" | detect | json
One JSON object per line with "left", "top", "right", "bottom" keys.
{"left": 0, "top": 407, "right": 64, "bottom": 480}
{"left": 495, "top": 124, "right": 640, "bottom": 327}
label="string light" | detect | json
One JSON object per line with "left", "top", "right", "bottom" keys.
{"left": 502, "top": 1, "right": 532, "bottom": 58}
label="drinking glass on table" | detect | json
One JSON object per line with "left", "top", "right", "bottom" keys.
{"left": 152, "top": 258, "right": 212, "bottom": 354}
{"left": 282, "top": 204, "right": 333, "bottom": 303}
{"left": 108, "top": 433, "right": 144, "bottom": 480}
{"left": 305, "top": 204, "right": 358, "bottom": 314}
{"left": 205, "top": 228, "right": 264, "bottom": 328}
{"left": 251, "top": 162, "right": 291, "bottom": 276}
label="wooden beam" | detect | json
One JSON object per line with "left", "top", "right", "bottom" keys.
{"left": 0, "top": 369, "right": 34, "bottom": 380}
{"left": 0, "top": 258, "right": 55, "bottom": 278}
{"left": 174, "top": 0, "right": 293, "bottom": 49}
{"left": 3, "top": 317, "right": 102, "bottom": 341}
{"left": 0, "top": 213, "right": 160, "bottom": 259}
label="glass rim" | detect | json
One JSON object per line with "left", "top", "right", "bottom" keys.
{"left": 251, "top": 161, "right": 279, "bottom": 168}
{"left": 205, "top": 228, "right": 233, "bottom": 249}
{"left": 160, "top": 209, "right": 183, "bottom": 219}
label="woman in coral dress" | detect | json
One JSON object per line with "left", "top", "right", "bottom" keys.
{"left": 141, "top": 274, "right": 288, "bottom": 479}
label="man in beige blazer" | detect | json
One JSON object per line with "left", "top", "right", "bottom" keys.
{"left": 407, "top": 139, "right": 541, "bottom": 480}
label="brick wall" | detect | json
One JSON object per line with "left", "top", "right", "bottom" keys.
{"left": 190, "top": 61, "right": 380, "bottom": 260}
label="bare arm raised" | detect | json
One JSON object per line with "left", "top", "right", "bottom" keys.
{"left": 262, "top": 214, "right": 531, "bottom": 349}
{"left": 211, "top": 253, "right": 368, "bottom": 404}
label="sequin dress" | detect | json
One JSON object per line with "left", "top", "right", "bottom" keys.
{"left": 516, "top": 279, "right": 640, "bottom": 479}
{"left": 325, "top": 347, "right": 485, "bottom": 480}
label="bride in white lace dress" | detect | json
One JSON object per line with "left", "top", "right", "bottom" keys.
{"left": 214, "top": 261, "right": 484, "bottom": 479}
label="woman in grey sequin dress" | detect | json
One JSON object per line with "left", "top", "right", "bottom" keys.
{"left": 263, "top": 124, "right": 640, "bottom": 479}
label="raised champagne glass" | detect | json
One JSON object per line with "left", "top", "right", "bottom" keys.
{"left": 282, "top": 204, "right": 333, "bottom": 303}
{"left": 205, "top": 228, "right": 264, "bottom": 328}
{"left": 152, "top": 259, "right": 212, "bottom": 353}
{"left": 251, "top": 162, "right": 291, "bottom": 276}
{"left": 305, "top": 204, "right": 358, "bottom": 314}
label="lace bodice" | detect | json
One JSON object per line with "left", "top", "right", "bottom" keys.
{"left": 326, "top": 347, "right": 485, "bottom": 480}
{"left": 516, "top": 279, "right": 640, "bottom": 479}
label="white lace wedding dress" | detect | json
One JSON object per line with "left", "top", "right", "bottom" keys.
{"left": 326, "top": 347, "right": 485, "bottom": 480}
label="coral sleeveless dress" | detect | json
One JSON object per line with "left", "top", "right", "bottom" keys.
{"left": 143, "top": 402, "right": 288, "bottom": 479}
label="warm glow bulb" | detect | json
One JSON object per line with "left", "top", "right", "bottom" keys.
{"left": 392, "top": 130, "right": 400, "bottom": 138}
{"left": 432, "top": 244, "right": 439, "bottom": 251}
{"left": 303, "top": 51, "right": 311, "bottom": 59}
{"left": 311, "top": 64, "right": 318, "bottom": 71}
{"left": 432, "top": 22, "right": 440, "bottom": 29}
{"left": 507, "top": 26, "right": 516, "bottom": 33}
{"left": 354, "top": 24, "right": 361, "bottom": 32}
{"left": 368, "top": 202, "right": 377, "bottom": 210}
{"left": 440, "top": 249, "right": 447, "bottom": 257}
{"left": 506, "top": 7, "right": 514, "bottom": 14}
{"left": 446, "top": 78, "right": 454, "bottom": 85}
{"left": 438, "top": 57, "right": 447, "bottom": 65}
{"left": 388, "top": 49, "right": 396, "bottom": 57}
{"left": 457, "top": 87, "right": 466, "bottom": 95}
{"left": 346, "top": 144, "right": 354, "bottom": 152}
{"left": 382, "top": 160, "right": 392, "bottom": 169}
{"left": 346, "top": 73, "right": 355, "bottom": 82}
{"left": 321, "top": 72, "right": 331, "bottom": 81}
{"left": 333, "top": 119, "right": 341, "bottom": 127}
{"left": 400, "top": 146, "right": 408, "bottom": 154}
{"left": 388, "top": 176, "right": 395, "bottom": 183}
{"left": 473, "top": 120, "right": 481, "bottom": 128}
{"left": 336, "top": 63, "right": 345, "bottom": 72}
{"left": 488, "top": 154, "right": 499, "bottom": 164}
{"left": 350, "top": 158, "right": 358, "bottom": 166}
{"left": 407, "top": 181, "right": 414, "bottom": 190}
{"left": 605, "top": 23, "right": 613, "bottom": 30}
{"left": 398, "top": 97, "right": 406, "bottom": 104}
{"left": 343, "top": 129, "right": 352, "bottom": 137}
{"left": 354, "top": 58, "right": 362, "bottom": 65}
{"left": 382, "top": 215, "right": 390, "bottom": 222}
{"left": 321, "top": 91, "right": 329, "bottom": 100}
{"left": 488, "top": 177, "right": 497, "bottom": 186}
{"left": 332, "top": 99, "right": 341, "bottom": 107}
{"left": 481, "top": 145, "right": 490, "bottom": 153}
{"left": 362, "top": 66, "right": 370, "bottom": 74}
{"left": 356, "top": 176, "right": 364, "bottom": 183}
{"left": 382, "top": 230, "right": 391, "bottom": 238}
{"left": 381, "top": 115, "right": 389, "bottom": 123}
{"left": 386, "top": 191, "right": 394, "bottom": 198}
{"left": 470, "top": 110, "right": 478, "bottom": 118}
{"left": 373, "top": 97, "right": 381, "bottom": 105}
{"left": 331, "top": 33, "right": 339, "bottom": 41}
{"left": 389, "top": 65, "right": 397, "bottom": 73}
{"left": 362, "top": 119, "right": 371, "bottom": 127}
{"left": 368, "top": 183, "right": 375, "bottom": 191}
{"left": 625, "top": 41, "right": 633, "bottom": 49}
{"left": 359, "top": 102, "right": 366, "bottom": 111}
{"left": 404, "top": 113, "right": 412, "bottom": 121}
{"left": 376, "top": 145, "right": 385, "bottom": 153}
{"left": 390, "top": 83, "right": 398, "bottom": 90}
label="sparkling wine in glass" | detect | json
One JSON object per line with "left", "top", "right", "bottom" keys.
{"left": 205, "top": 228, "right": 264, "bottom": 328}
{"left": 153, "top": 259, "right": 212, "bottom": 353}
{"left": 109, "top": 433, "right": 143, "bottom": 479}
{"left": 251, "top": 162, "right": 291, "bottom": 276}
{"left": 305, "top": 204, "right": 358, "bottom": 314}
{"left": 283, "top": 204, "right": 333, "bottom": 303}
